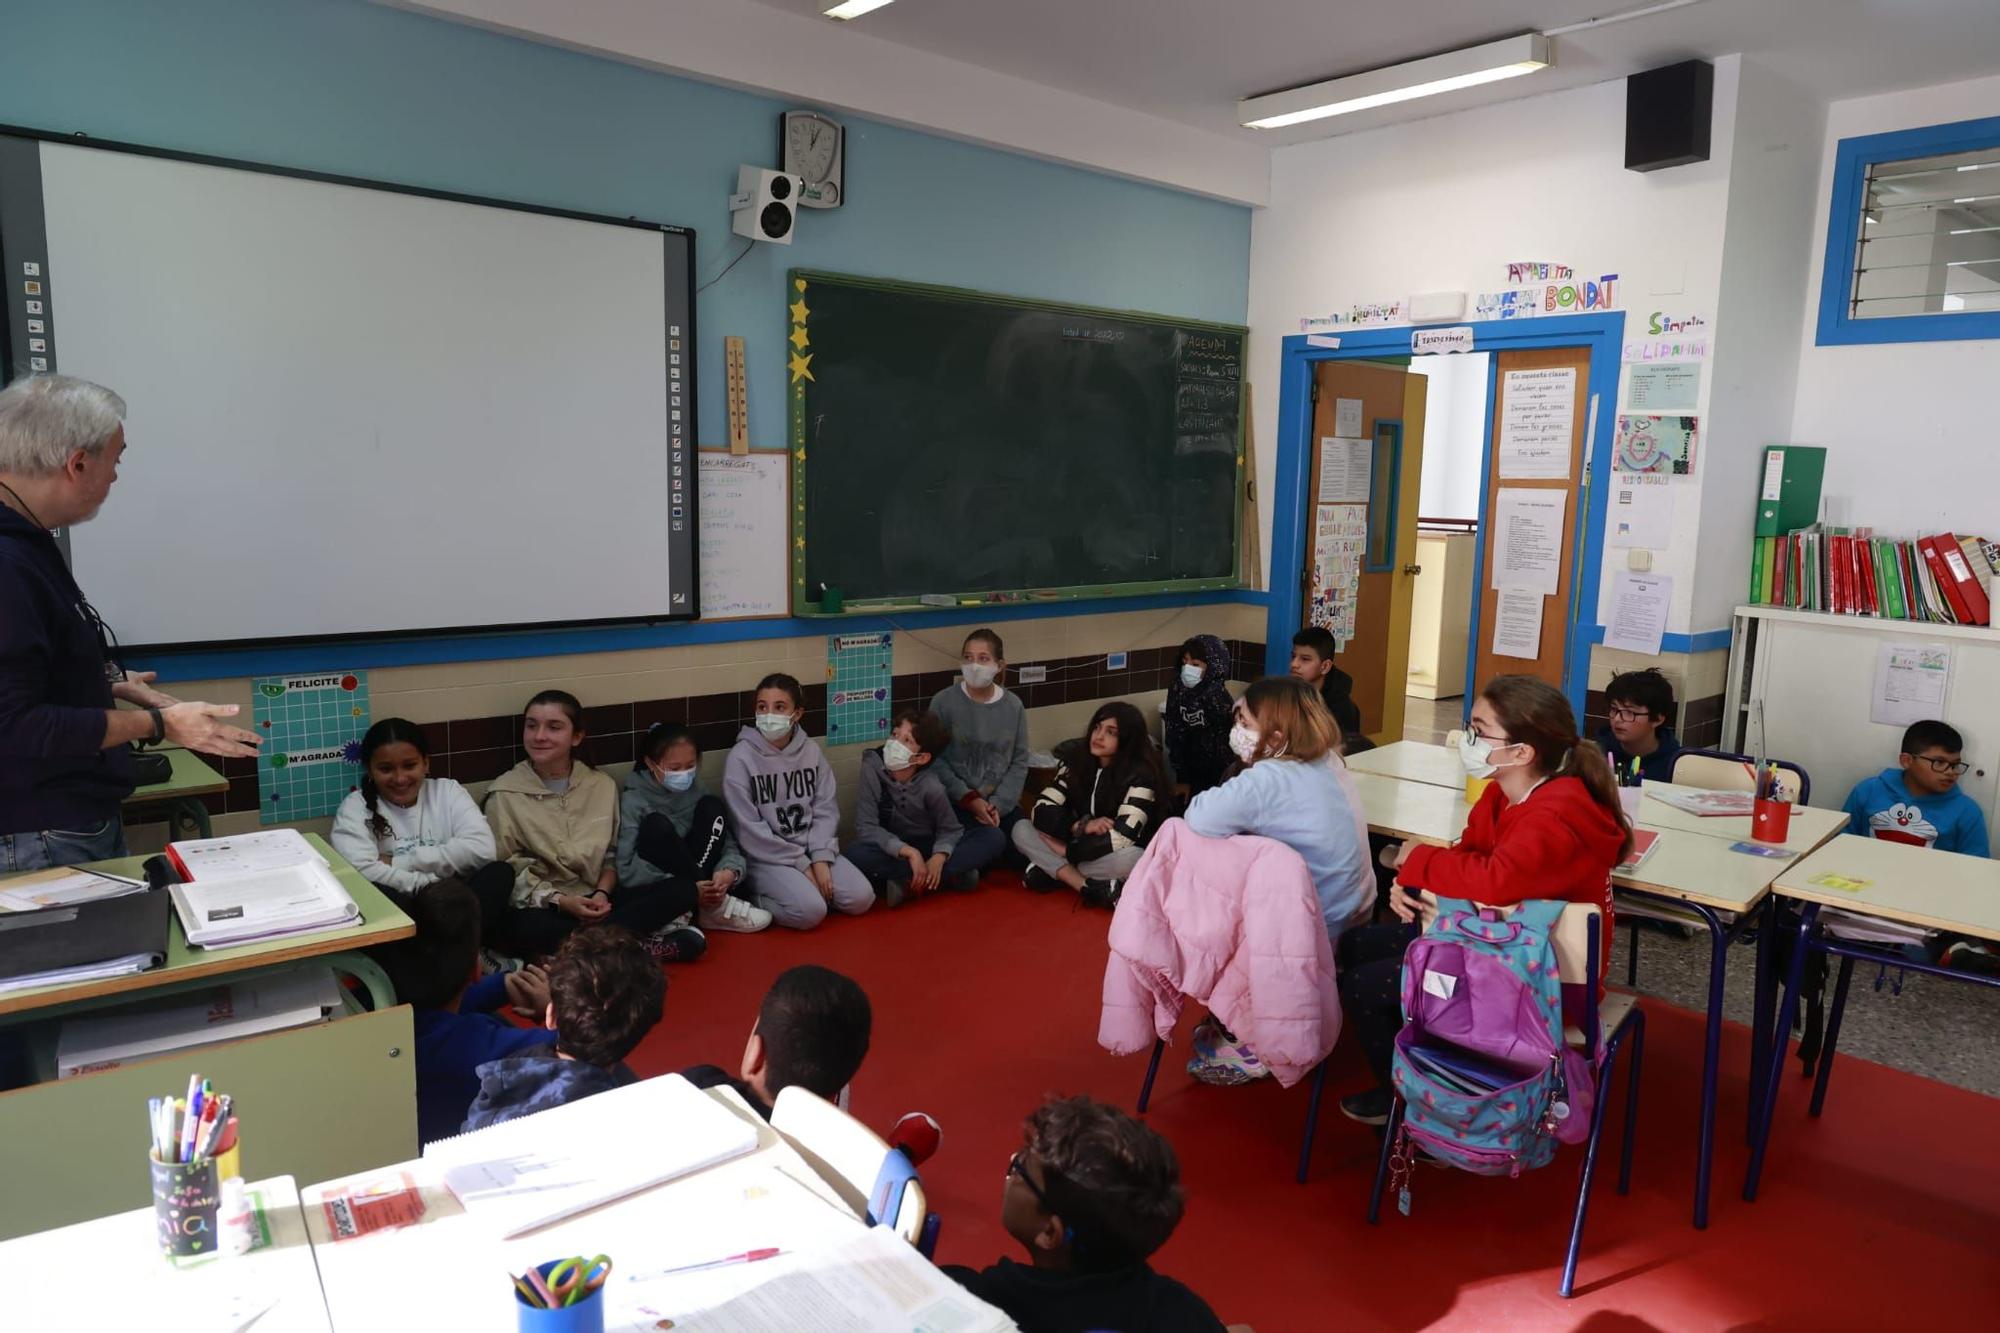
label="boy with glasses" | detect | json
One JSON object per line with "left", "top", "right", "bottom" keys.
{"left": 1597, "top": 667, "right": 1682, "bottom": 784}
{"left": 1840, "top": 719, "right": 1987, "bottom": 855}
{"left": 943, "top": 1095, "right": 1230, "bottom": 1332}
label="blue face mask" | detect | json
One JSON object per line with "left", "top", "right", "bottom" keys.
{"left": 1179, "top": 663, "right": 1205, "bottom": 688}
{"left": 659, "top": 767, "right": 696, "bottom": 792}
{"left": 756, "top": 713, "right": 794, "bottom": 740}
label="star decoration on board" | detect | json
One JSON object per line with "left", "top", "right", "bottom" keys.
{"left": 789, "top": 325, "right": 810, "bottom": 351}
{"left": 796, "top": 536, "right": 807, "bottom": 550}
{"left": 789, "top": 298, "right": 809, "bottom": 324}
{"left": 788, "top": 351, "right": 814, "bottom": 383}
{"left": 794, "top": 277, "right": 807, "bottom": 292}
{"left": 795, "top": 447, "right": 807, "bottom": 463}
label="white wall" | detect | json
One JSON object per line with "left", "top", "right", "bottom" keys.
{"left": 1790, "top": 70, "right": 2000, "bottom": 536}
{"left": 1693, "top": 63, "right": 1826, "bottom": 630}
{"left": 1410, "top": 352, "right": 1489, "bottom": 521}
{"left": 1249, "top": 58, "right": 1742, "bottom": 635}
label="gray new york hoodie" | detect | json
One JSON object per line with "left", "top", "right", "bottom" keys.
{"left": 723, "top": 724, "right": 840, "bottom": 871}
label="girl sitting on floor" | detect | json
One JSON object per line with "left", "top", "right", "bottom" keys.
{"left": 723, "top": 673, "right": 874, "bottom": 930}
{"left": 1013, "top": 701, "right": 1168, "bottom": 908}
{"left": 1335, "top": 674, "right": 1630, "bottom": 1126}
{"left": 483, "top": 690, "right": 706, "bottom": 963}
{"left": 617, "top": 721, "right": 772, "bottom": 936}
{"left": 1162, "top": 634, "right": 1235, "bottom": 801}
{"left": 1179, "top": 676, "right": 1373, "bottom": 1085}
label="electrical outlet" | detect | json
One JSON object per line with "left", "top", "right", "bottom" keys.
{"left": 1017, "top": 665, "right": 1048, "bottom": 684}
{"left": 1106, "top": 652, "right": 1128, "bottom": 670}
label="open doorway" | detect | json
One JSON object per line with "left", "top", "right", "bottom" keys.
{"left": 1266, "top": 316, "right": 1623, "bottom": 727}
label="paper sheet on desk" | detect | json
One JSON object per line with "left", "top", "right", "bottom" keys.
{"left": 618, "top": 1226, "right": 1013, "bottom": 1333}
{"left": 0, "top": 869, "right": 146, "bottom": 912}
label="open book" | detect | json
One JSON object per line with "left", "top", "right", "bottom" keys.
{"left": 1645, "top": 788, "right": 1755, "bottom": 817}
{"left": 425, "top": 1073, "right": 760, "bottom": 1238}
{"left": 167, "top": 860, "right": 360, "bottom": 947}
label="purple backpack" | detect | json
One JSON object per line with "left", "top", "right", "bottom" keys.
{"left": 1389, "top": 897, "right": 1595, "bottom": 1182}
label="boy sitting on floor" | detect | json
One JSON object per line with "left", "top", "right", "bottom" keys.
{"left": 463, "top": 924, "right": 665, "bottom": 1130}
{"left": 944, "top": 1095, "right": 1234, "bottom": 1333}
{"left": 845, "top": 709, "right": 982, "bottom": 906}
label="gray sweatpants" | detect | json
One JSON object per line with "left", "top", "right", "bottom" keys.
{"left": 745, "top": 855, "right": 875, "bottom": 930}
{"left": 1010, "top": 820, "right": 1145, "bottom": 883}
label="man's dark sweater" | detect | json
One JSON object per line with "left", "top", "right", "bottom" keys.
{"left": 0, "top": 504, "right": 132, "bottom": 833}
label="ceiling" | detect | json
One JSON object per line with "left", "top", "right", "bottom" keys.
{"left": 748, "top": 0, "right": 2000, "bottom": 144}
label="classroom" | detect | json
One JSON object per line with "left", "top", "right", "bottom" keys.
{"left": 1, "top": 0, "right": 1997, "bottom": 1328}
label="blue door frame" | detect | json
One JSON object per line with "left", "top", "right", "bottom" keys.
{"left": 1264, "top": 313, "right": 1627, "bottom": 718}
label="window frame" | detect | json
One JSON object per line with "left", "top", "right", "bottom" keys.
{"left": 1364, "top": 420, "right": 1402, "bottom": 575}
{"left": 1817, "top": 113, "right": 2000, "bottom": 346}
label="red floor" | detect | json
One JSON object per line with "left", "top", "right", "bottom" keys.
{"left": 625, "top": 876, "right": 2000, "bottom": 1330}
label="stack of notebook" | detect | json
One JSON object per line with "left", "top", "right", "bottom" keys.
{"left": 0, "top": 887, "right": 170, "bottom": 995}
{"left": 164, "top": 830, "right": 360, "bottom": 948}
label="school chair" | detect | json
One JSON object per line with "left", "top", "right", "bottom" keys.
{"left": 771, "top": 1086, "right": 939, "bottom": 1257}
{"left": 1134, "top": 1039, "right": 1333, "bottom": 1185}
{"left": 1670, "top": 748, "right": 1811, "bottom": 804}
{"left": 1364, "top": 901, "right": 1645, "bottom": 1299}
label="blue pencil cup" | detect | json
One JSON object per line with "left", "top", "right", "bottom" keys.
{"left": 517, "top": 1260, "right": 606, "bottom": 1333}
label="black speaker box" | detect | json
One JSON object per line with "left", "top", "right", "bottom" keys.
{"left": 1626, "top": 59, "right": 1713, "bottom": 172}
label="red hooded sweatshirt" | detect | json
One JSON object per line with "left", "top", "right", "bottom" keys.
{"left": 1398, "top": 773, "right": 1626, "bottom": 992}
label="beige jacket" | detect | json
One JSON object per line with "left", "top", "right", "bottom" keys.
{"left": 483, "top": 760, "right": 618, "bottom": 908}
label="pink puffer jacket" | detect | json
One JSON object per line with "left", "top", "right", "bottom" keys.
{"left": 1098, "top": 819, "right": 1340, "bottom": 1087}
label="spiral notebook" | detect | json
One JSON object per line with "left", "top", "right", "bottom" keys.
{"left": 424, "top": 1073, "right": 760, "bottom": 1238}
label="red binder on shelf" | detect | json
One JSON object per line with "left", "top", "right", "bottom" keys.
{"left": 1935, "top": 532, "right": 1991, "bottom": 626}
{"left": 1918, "top": 536, "right": 1972, "bottom": 624}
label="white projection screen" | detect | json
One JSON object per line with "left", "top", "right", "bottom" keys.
{"left": 4, "top": 136, "right": 697, "bottom": 647}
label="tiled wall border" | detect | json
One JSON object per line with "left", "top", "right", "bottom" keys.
{"left": 199, "top": 640, "right": 1268, "bottom": 816}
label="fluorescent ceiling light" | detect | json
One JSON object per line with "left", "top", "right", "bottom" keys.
{"left": 1239, "top": 34, "right": 1552, "bottom": 129}
{"left": 824, "top": 0, "right": 895, "bottom": 19}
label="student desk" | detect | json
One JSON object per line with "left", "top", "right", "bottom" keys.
{"left": 302, "top": 1087, "right": 868, "bottom": 1329}
{"left": 2, "top": 1175, "right": 333, "bottom": 1331}
{"left": 122, "top": 746, "right": 229, "bottom": 840}
{"left": 1344, "top": 740, "right": 1465, "bottom": 789}
{"left": 0, "top": 836, "right": 417, "bottom": 1239}
{"left": 1743, "top": 835, "right": 2000, "bottom": 1202}
{"left": 1348, "top": 768, "right": 1847, "bottom": 1229}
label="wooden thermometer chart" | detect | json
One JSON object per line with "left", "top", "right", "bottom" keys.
{"left": 725, "top": 335, "right": 749, "bottom": 455}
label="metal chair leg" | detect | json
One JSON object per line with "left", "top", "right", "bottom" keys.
{"left": 1365, "top": 1097, "right": 1404, "bottom": 1224}
{"left": 1295, "top": 1060, "right": 1329, "bottom": 1184}
{"left": 1135, "top": 1038, "right": 1165, "bottom": 1114}
{"left": 1618, "top": 1011, "right": 1644, "bottom": 1195}
{"left": 1561, "top": 1021, "right": 1629, "bottom": 1298}
{"left": 1809, "top": 955, "right": 1856, "bottom": 1118}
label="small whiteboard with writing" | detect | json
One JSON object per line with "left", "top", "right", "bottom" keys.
{"left": 698, "top": 451, "right": 790, "bottom": 620}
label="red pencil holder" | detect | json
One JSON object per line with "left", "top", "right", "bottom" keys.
{"left": 1751, "top": 797, "right": 1792, "bottom": 844}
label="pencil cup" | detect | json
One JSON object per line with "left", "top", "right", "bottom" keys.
{"left": 151, "top": 1152, "right": 220, "bottom": 1258}
{"left": 517, "top": 1260, "right": 606, "bottom": 1333}
{"left": 1463, "top": 775, "right": 1493, "bottom": 805}
{"left": 1751, "top": 797, "right": 1792, "bottom": 844}
{"left": 1619, "top": 787, "right": 1644, "bottom": 821}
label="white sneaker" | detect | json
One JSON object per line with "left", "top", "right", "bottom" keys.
{"left": 700, "top": 895, "right": 773, "bottom": 933}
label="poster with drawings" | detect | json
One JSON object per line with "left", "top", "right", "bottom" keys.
{"left": 1309, "top": 504, "right": 1368, "bottom": 646}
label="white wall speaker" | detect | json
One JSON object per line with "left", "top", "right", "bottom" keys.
{"left": 730, "top": 166, "right": 801, "bottom": 245}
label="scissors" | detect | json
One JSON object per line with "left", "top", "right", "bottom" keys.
{"left": 547, "top": 1254, "right": 613, "bottom": 1307}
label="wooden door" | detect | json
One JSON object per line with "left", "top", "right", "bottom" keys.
{"left": 1473, "top": 347, "right": 1592, "bottom": 691}
{"left": 1302, "top": 362, "right": 1427, "bottom": 743}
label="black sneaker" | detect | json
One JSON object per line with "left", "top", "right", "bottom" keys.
{"left": 945, "top": 869, "right": 981, "bottom": 892}
{"left": 1080, "top": 878, "right": 1122, "bottom": 910}
{"left": 643, "top": 925, "right": 708, "bottom": 964}
{"left": 1024, "top": 866, "right": 1061, "bottom": 893}
{"left": 1339, "top": 1087, "right": 1393, "bottom": 1126}
{"left": 882, "top": 878, "right": 909, "bottom": 909}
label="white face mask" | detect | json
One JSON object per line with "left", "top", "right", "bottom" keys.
{"left": 659, "top": 767, "right": 696, "bottom": 792}
{"left": 1454, "top": 728, "right": 1524, "bottom": 779}
{"left": 1228, "top": 723, "right": 1261, "bottom": 763}
{"left": 883, "top": 738, "right": 915, "bottom": 770}
{"left": 962, "top": 662, "right": 999, "bottom": 690}
{"left": 1179, "top": 663, "right": 1205, "bottom": 688}
{"left": 755, "top": 713, "right": 794, "bottom": 740}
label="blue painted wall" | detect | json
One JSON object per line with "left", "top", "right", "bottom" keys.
{"left": 0, "top": 0, "right": 1252, "bottom": 676}
{"left": 0, "top": 0, "right": 1249, "bottom": 457}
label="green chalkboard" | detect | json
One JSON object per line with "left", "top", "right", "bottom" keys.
{"left": 787, "top": 271, "right": 1245, "bottom": 613}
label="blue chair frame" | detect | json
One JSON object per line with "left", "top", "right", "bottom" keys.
{"left": 1364, "top": 915, "right": 1646, "bottom": 1298}
{"left": 869, "top": 1149, "right": 940, "bottom": 1259}
{"left": 1134, "top": 1037, "right": 1333, "bottom": 1184}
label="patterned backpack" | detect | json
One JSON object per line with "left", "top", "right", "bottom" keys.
{"left": 1387, "top": 897, "right": 1595, "bottom": 1203}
